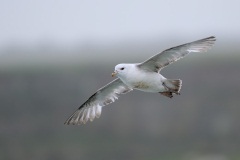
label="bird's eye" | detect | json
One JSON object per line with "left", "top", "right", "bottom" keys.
{"left": 120, "top": 67, "right": 125, "bottom": 70}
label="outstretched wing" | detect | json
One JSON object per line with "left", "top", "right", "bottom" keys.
{"left": 64, "top": 78, "right": 132, "bottom": 125}
{"left": 138, "top": 36, "right": 216, "bottom": 72}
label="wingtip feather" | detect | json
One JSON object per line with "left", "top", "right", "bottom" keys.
{"left": 64, "top": 105, "right": 103, "bottom": 125}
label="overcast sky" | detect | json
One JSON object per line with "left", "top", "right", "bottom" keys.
{"left": 0, "top": 0, "right": 240, "bottom": 49}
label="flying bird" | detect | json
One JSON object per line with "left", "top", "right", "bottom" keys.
{"left": 64, "top": 36, "right": 216, "bottom": 125}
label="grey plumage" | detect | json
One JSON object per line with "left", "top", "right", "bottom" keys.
{"left": 138, "top": 36, "right": 216, "bottom": 72}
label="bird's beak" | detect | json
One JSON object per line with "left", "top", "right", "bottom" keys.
{"left": 111, "top": 71, "right": 117, "bottom": 77}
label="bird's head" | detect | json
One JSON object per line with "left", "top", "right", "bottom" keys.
{"left": 112, "top": 63, "right": 134, "bottom": 78}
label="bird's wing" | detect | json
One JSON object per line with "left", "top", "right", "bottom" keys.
{"left": 137, "top": 36, "right": 216, "bottom": 72}
{"left": 64, "top": 78, "right": 132, "bottom": 125}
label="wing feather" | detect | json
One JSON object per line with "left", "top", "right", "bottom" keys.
{"left": 64, "top": 78, "right": 132, "bottom": 125}
{"left": 138, "top": 36, "right": 216, "bottom": 72}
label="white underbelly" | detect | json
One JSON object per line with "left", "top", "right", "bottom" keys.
{"left": 127, "top": 73, "right": 166, "bottom": 93}
{"left": 132, "top": 82, "right": 165, "bottom": 92}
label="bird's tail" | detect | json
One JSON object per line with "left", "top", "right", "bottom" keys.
{"left": 164, "top": 79, "right": 182, "bottom": 94}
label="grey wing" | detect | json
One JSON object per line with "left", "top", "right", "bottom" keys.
{"left": 138, "top": 36, "right": 216, "bottom": 72}
{"left": 64, "top": 78, "right": 132, "bottom": 125}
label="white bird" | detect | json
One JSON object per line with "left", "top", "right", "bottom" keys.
{"left": 64, "top": 36, "right": 216, "bottom": 125}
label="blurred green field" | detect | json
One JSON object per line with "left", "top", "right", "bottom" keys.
{"left": 0, "top": 46, "right": 240, "bottom": 160}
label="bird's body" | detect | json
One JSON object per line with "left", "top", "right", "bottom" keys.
{"left": 115, "top": 63, "right": 167, "bottom": 93}
{"left": 65, "top": 36, "right": 216, "bottom": 125}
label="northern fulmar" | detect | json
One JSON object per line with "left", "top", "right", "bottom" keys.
{"left": 64, "top": 36, "right": 216, "bottom": 125}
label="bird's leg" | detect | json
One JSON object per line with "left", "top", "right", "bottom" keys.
{"left": 160, "top": 92, "right": 173, "bottom": 98}
{"left": 162, "top": 82, "right": 180, "bottom": 95}
{"left": 160, "top": 82, "right": 180, "bottom": 98}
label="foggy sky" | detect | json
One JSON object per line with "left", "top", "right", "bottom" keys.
{"left": 0, "top": 0, "right": 240, "bottom": 49}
